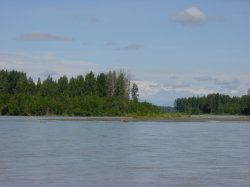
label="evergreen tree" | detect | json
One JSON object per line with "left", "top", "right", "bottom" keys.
{"left": 68, "top": 77, "right": 78, "bottom": 97}
{"left": 7, "top": 70, "right": 27, "bottom": 94}
{"left": 27, "top": 77, "right": 36, "bottom": 94}
{"left": 84, "top": 71, "right": 97, "bottom": 96}
{"left": 131, "top": 82, "right": 139, "bottom": 101}
{"left": 40, "top": 76, "right": 57, "bottom": 96}
{"left": 75, "top": 75, "right": 85, "bottom": 96}
{"left": 57, "top": 75, "right": 68, "bottom": 96}
{"left": 36, "top": 78, "right": 42, "bottom": 95}
{"left": 97, "top": 73, "right": 108, "bottom": 97}
{"left": 0, "top": 70, "right": 9, "bottom": 94}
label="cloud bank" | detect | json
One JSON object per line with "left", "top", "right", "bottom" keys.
{"left": 132, "top": 70, "right": 250, "bottom": 105}
{"left": 15, "top": 32, "right": 73, "bottom": 41}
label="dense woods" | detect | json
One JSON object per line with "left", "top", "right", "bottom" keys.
{"left": 175, "top": 93, "right": 250, "bottom": 115}
{"left": 0, "top": 70, "right": 159, "bottom": 116}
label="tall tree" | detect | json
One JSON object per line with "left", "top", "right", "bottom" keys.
{"left": 0, "top": 70, "right": 9, "bottom": 94}
{"left": 115, "top": 70, "right": 130, "bottom": 100}
{"left": 7, "top": 70, "right": 27, "bottom": 94}
{"left": 75, "top": 75, "right": 85, "bottom": 96}
{"left": 26, "top": 77, "right": 36, "bottom": 94}
{"left": 68, "top": 77, "right": 77, "bottom": 97}
{"left": 40, "top": 76, "right": 57, "bottom": 96}
{"left": 131, "top": 82, "right": 139, "bottom": 101}
{"left": 84, "top": 71, "right": 97, "bottom": 96}
{"left": 107, "top": 71, "right": 116, "bottom": 97}
{"left": 57, "top": 75, "right": 68, "bottom": 96}
{"left": 14, "top": 73, "right": 28, "bottom": 94}
{"left": 36, "top": 78, "right": 42, "bottom": 95}
{"left": 97, "top": 73, "right": 108, "bottom": 97}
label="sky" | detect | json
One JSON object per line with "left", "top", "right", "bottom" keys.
{"left": 0, "top": 0, "right": 250, "bottom": 106}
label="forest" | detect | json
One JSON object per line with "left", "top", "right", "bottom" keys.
{"left": 0, "top": 69, "right": 160, "bottom": 116}
{"left": 175, "top": 93, "right": 250, "bottom": 115}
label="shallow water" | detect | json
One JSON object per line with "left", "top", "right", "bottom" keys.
{"left": 0, "top": 116, "right": 250, "bottom": 187}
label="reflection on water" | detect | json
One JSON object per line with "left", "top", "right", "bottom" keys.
{"left": 0, "top": 116, "right": 250, "bottom": 187}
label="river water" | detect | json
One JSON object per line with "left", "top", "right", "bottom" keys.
{"left": 0, "top": 117, "right": 250, "bottom": 187}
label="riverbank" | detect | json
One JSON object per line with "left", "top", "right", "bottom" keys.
{"left": 35, "top": 115, "right": 250, "bottom": 122}
{"left": 1, "top": 115, "right": 250, "bottom": 122}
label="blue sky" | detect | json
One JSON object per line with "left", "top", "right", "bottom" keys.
{"left": 1, "top": 0, "right": 250, "bottom": 105}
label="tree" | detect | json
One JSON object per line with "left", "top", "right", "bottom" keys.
{"left": 75, "top": 75, "right": 85, "bottom": 96}
{"left": 97, "top": 73, "right": 108, "bottom": 97}
{"left": 115, "top": 71, "right": 126, "bottom": 99}
{"left": 36, "top": 78, "right": 42, "bottom": 95}
{"left": 40, "top": 76, "right": 57, "bottom": 96}
{"left": 107, "top": 71, "right": 116, "bottom": 96}
{"left": 68, "top": 77, "right": 77, "bottom": 97}
{"left": 57, "top": 75, "right": 68, "bottom": 96}
{"left": 248, "top": 88, "right": 250, "bottom": 96}
{"left": 131, "top": 82, "right": 139, "bottom": 101}
{"left": 84, "top": 71, "right": 97, "bottom": 96}
{"left": 7, "top": 70, "right": 27, "bottom": 94}
{"left": 26, "top": 77, "right": 36, "bottom": 94}
{"left": 114, "top": 70, "right": 130, "bottom": 100}
{"left": 0, "top": 70, "right": 9, "bottom": 94}
{"left": 15, "top": 74, "right": 28, "bottom": 94}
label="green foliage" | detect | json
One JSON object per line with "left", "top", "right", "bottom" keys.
{"left": 84, "top": 71, "right": 97, "bottom": 96}
{"left": 0, "top": 70, "right": 9, "bottom": 94}
{"left": 40, "top": 76, "right": 57, "bottom": 96}
{"left": 115, "top": 71, "right": 129, "bottom": 100}
{"left": 0, "top": 69, "right": 157, "bottom": 117}
{"left": 175, "top": 93, "right": 250, "bottom": 115}
{"left": 97, "top": 73, "right": 108, "bottom": 97}
{"left": 0, "top": 95, "right": 160, "bottom": 116}
{"left": 57, "top": 75, "right": 68, "bottom": 96}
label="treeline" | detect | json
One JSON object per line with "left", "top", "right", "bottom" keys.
{"left": 0, "top": 94, "right": 160, "bottom": 116}
{"left": 0, "top": 69, "right": 160, "bottom": 116}
{"left": 0, "top": 69, "right": 138, "bottom": 100}
{"left": 175, "top": 93, "right": 250, "bottom": 115}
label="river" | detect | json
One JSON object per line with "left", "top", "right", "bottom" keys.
{"left": 0, "top": 116, "right": 250, "bottom": 187}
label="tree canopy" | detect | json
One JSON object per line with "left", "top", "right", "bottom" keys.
{"left": 0, "top": 69, "right": 160, "bottom": 116}
{"left": 175, "top": 93, "right": 250, "bottom": 115}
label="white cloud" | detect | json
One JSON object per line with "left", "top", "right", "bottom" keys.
{"left": 169, "top": 8, "right": 224, "bottom": 25}
{"left": 136, "top": 80, "right": 214, "bottom": 97}
{"left": 15, "top": 32, "right": 73, "bottom": 41}
{"left": 230, "top": 90, "right": 239, "bottom": 94}
{"left": 170, "top": 8, "right": 208, "bottom": 25}
{"left": 131, "top": 70, "right": 250, "bottom": 105}
{"left": 134, "top": 81, "right": 162, "bottom": 99}
{"left": 189, "top": 89, "right": 214, "bottom": 95}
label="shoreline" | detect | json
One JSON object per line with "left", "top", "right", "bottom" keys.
{"left": 1, "top": 115, "right": 249, "bottom": 122}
